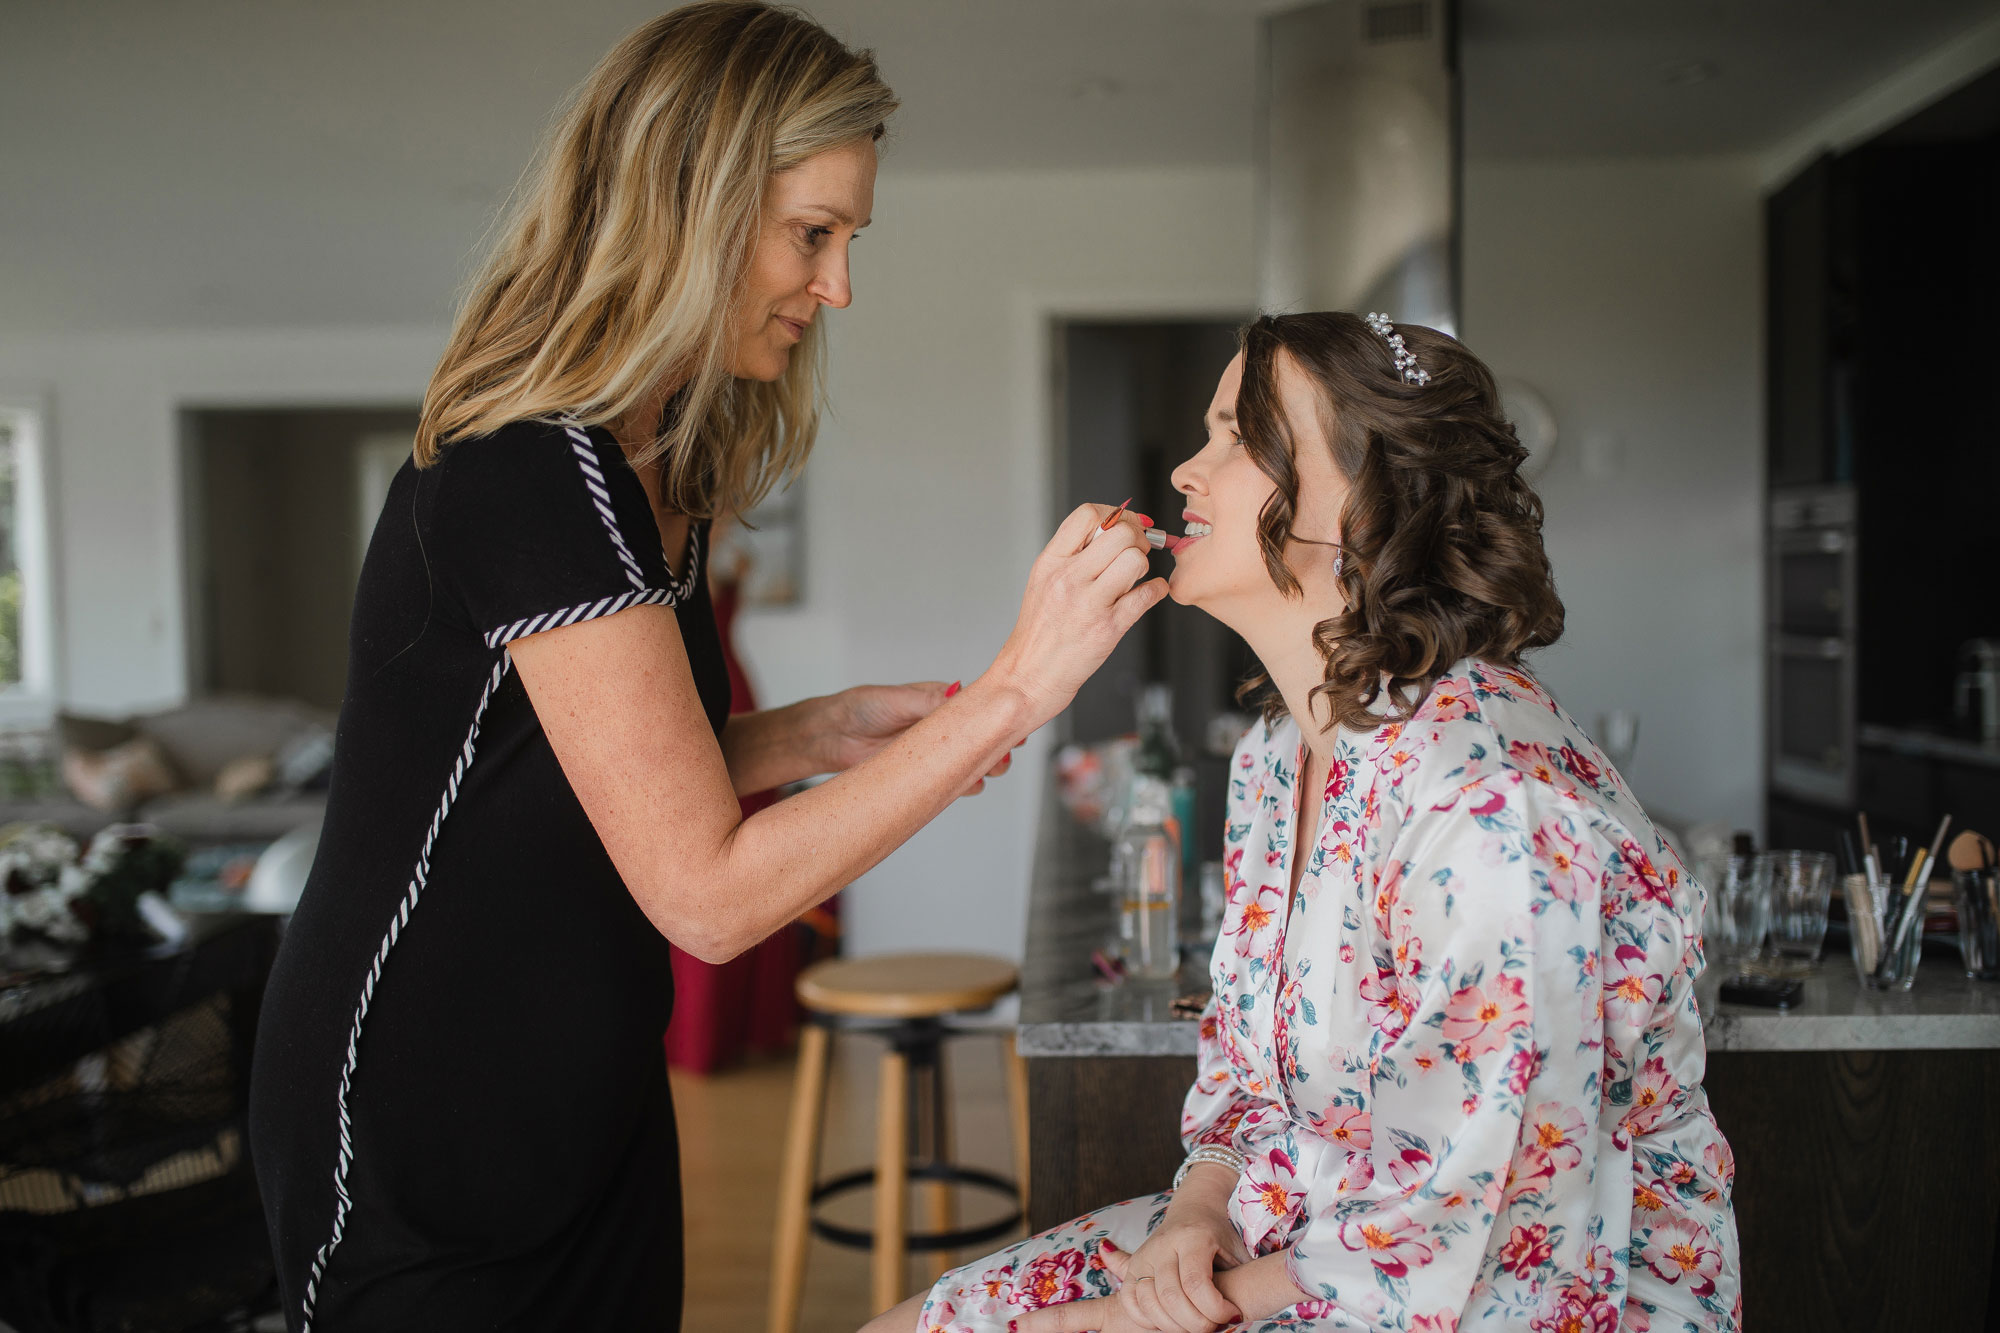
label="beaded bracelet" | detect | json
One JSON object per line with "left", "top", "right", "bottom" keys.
{"left": 1172, "top": 1144, "right": 1246, "bottom": 1191}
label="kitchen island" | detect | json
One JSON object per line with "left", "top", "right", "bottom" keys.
{"left": 1018, "top": 781, "right": 2000, "bottom": 1332}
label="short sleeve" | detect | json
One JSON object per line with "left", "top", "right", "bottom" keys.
{"left": 427, "top": 420, "right": 694, "bottom": 648}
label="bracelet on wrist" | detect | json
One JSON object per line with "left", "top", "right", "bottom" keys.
{"left": 1173, "top": 1145, "right": 1245, "bottom": 1191}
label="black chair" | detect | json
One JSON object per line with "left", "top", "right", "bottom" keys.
{"left": 0, "top": 916, "right": 282, "bottom": 1333}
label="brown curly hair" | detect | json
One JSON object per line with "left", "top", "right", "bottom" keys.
{"left": 1234, "top": 311, "right": 1565, "bottom": 730}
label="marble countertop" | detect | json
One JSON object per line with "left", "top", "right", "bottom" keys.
{"left": 1017, "top": 773, "right": 2000, "bottom": 1058}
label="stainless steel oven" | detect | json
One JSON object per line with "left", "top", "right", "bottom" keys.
{"left": 1768, "top": 486, "right": 1856, "bottom": 805}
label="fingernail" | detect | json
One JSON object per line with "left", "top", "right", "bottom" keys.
{"left": 944, "top": 681, "right": 962, "bottom": 698}
{"left": 1133, "top": 512, "right": 1154, "bottom": 527}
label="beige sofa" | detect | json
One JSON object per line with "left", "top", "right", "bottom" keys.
{"left": 3, "top": 696, "right": 332, "bottom": 843}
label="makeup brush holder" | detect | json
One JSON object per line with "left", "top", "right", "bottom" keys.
{"left": 1846, "top": 872, "right": 1921, "bottom": 991}
{"left": 1954, "top": 869, "right": 2000, "bottom": 981}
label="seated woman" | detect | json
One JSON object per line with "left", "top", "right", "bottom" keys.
{"left": 865, "top": 312, "right": 1741, "bottom": 1333}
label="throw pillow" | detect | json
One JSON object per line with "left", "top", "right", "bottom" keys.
{"left": 57, "top": 712, "right": 139, "bottom": 754}
{"left": 214, "top": 754, "right": 277, "bottom": 803}
{"left": 62, "top": 737, "right": 180, "bottom": 813}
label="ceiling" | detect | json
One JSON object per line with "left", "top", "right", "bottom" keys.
{"left": 1, "top": 0, "right": 1992, "bottom": 330}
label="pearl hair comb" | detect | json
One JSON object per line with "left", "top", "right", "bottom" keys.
{"left": 1364, "top": 312, "right": 1430, "bottom": 386}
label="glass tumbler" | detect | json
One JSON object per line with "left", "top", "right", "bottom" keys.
{"left": 1954, "top": 869, "right": 2000, "bottom": 981}
{"left": 1762, "top": 850, "right": 1835, "bottom": 974}
{"left": 1864, "top": 901, "right": 1923, "bottom": 991}
{"left": 1710, "top": 853, "right": 1773, "bottom": 972}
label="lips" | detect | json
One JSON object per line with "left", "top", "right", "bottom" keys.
{"left": 775, "top": 316, "right": 808, "bottom": 341}
{"left": 1169, "top": 511, "right": 1212, "bottom": 556}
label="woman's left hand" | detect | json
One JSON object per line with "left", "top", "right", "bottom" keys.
{"left": 818, "top": 684, "right": 1016, "bottom": 792}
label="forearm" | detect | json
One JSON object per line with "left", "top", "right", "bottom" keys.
{"left": 671, "top": 677, "right": 1034, "bottom": 958}
{"left": 1212, "top": 1249, "right": 1309, "bottom": 1324}
{"left": 719, "top": 700, "right": 830, "bottom": 797}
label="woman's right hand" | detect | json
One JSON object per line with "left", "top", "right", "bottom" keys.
{"left": 984, "top": 503, "right": 1168, "bottom": 725}
{"left": 1113, "top": 1194, "right": 1250, "bottom": 1332}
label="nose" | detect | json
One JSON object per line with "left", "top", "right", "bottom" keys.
{"left": 1170, "top": 448, "right": 1206, "bottom": 499}
{"left": 808, "top": 242, "right": 852, "bottom": 309}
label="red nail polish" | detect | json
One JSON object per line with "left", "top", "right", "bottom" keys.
{"left": 944, "top": 681, "right": 962, "bottom": 698}
{"left": 1133, "top": 512, "right": 1154, "bottom": 527}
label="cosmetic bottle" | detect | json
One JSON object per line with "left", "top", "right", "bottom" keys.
{"left": 1114, "top": 774, "right": 1180, "bottom": 980}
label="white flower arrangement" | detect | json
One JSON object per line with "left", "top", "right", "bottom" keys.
{"left": 0, "top": 822, "right": 186, "bottom": 946}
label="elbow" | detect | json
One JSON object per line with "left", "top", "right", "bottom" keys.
{"left": 669, "top": 916, "right": 745, "bottom": 966}
{"left": 658, "top": 892, "right": 751, "bottom": 965}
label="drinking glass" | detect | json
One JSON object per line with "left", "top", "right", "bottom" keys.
{"left": 1954, "top": 869, "right": 2000, "bottom": 981}
{"left": 1762, "top": 850, "right": 1835, "bottom": 974}
{"left": 1597, "top": 710, "right": 1640, "bottom": 775}
{"left": 1709, "top": 854, "right": 1772, "bottom": 972}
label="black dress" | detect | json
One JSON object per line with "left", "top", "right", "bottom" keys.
{"left": 249, "top": 419, "right": 726, "bottom": 1331}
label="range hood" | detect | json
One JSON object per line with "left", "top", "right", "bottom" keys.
{"left": 1257, "top": 0, "right": 1461, "bottom": 334}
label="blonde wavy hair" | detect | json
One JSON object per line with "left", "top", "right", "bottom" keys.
{"left": 414, "top": 2, "right": 897, "bottom": 518}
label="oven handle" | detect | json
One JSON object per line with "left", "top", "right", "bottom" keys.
{"left": 1773, "top": 529, "right": 1849, "bottom": 555}
{"left": 1773, "top": 634, "right": 1849, "bottom": 660}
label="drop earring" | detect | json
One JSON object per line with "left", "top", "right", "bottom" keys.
{"left": 1333, "top": 552, "right": 1345, "bottom": 579}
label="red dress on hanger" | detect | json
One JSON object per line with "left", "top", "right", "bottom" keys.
{"left": 663, "top": 579, "right": 834, "bottom": 1073}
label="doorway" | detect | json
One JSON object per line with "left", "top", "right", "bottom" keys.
{"left": 180, "top": 406, "right": 419, "bottom": 712}
{"left": 1055, "top": 318, "right": 1252, "bottom": 862}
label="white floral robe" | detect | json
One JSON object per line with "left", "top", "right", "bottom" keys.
{"left": 920, "top": 660, "right": 1741, "bottom": 1332}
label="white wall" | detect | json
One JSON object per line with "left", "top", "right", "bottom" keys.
{"left": 0, "top": 328, "right": 441, "bottom": 711}
{"left": 1463, "top": 155, "right": 1765, "bottom": 833}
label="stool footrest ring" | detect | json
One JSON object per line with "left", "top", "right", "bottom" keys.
{"left": 808, "top": 1165, "right": 1023, "bottom": 1253}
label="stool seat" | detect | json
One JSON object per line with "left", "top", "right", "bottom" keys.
{"left": 795, "top": 952, "right": 1019, "bottom": 1020}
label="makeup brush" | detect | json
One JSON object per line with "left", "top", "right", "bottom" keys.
{"left": 1946, "top": 829, "right": 1992, "bottom": 875}
{"left": 1856, "top": 812, "right": 1883, "bottom": 907}
{"left": 1878, "top": 814, "right": 1952, "bottom": 977}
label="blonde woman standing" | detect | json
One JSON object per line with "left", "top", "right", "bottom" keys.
{"left": 246, "top": 6, "right": 1165, "bottom": 1328}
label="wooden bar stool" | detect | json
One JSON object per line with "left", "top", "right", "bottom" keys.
{"left": 768, "top": 953, "right": 1031, "bottom": 1331}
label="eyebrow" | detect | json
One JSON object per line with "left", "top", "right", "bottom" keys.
{"left": 1209, "top": 407, "right": 1236, "bottom": 425}
{"left": 798, "top": 205, "right": 870, "bottom": 229}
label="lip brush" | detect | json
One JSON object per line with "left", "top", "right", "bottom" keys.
{"left": 1087, "top": 499, "right": 1173, "bottom": 551}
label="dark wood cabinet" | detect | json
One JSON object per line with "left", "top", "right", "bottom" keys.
{"left": 1764, "top": 69, "right": 2000, "bottom": 843}
{"left": 1765, "top": 154, "right": 1839, "bottom": 488}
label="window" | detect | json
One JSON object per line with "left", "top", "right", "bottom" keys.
{"left": 0, "top": 396, "right": 56, "bottom": 721}
{"left": 0, "top": 415, "right": 21, "bottom": 687}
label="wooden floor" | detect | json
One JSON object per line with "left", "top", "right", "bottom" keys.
{"left": 672, "top": 1028, "right": 1026, "bottom": 1333}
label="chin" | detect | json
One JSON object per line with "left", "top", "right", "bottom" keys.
{"left": 731, "top": 345, "right": 792, "bottom": 382}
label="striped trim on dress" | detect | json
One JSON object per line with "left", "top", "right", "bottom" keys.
{"left": 560, "top": 419, "right": 706, "bottom": 605}
{"left": 297, "top": 421, "right": 702, "bottom": 1327}
{"left": 562, "top": 423, "right": 649, "bottom": 592}
{"left": 483, "top": 586, "right": 684, "bottom": 649}
{"left": 298, "top": 653, "right": 510, "bottom": 1332}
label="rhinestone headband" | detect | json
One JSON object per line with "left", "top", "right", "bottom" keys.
{"left": 1364, "top": 312, "right": 1430, "bottom": 386}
